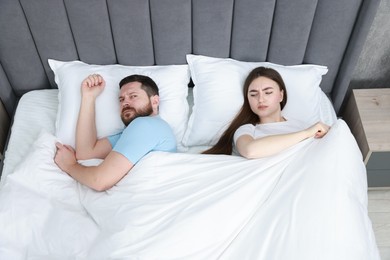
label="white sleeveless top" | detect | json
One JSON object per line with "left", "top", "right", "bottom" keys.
{"left": 233, "top": 119, "right": 311, "bottom": 155}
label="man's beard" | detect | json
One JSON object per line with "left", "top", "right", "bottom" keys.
{"left": 121, "top": 102, "right": 153, "bottom": 126}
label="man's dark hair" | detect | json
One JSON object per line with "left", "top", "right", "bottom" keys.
{"left": 119, "top": 75, "right": 159, "bottom": 97}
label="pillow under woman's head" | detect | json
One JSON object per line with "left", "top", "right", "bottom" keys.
{"left": 183, "top": 54, "right": 331, "bottom": 147}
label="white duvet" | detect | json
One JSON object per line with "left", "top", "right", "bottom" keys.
{"left": 0, "top": 120, "right": 380, "bottom": 259}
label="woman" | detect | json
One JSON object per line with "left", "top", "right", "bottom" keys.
{"left": 202, "top": 67, "right": 330, "bottom": 158}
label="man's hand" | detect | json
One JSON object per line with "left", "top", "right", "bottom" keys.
{"left": 54, "top": 142, "right": 77, "bottom": 173}
{"left": 81, "top": 74, "right": 106, "bottom": 99}
{"left": 54, "top": 142, "right": 134, "bottom": 191}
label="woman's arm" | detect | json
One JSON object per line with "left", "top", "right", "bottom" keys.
{"left": 236, "top": 122, "right": 330, "bottom": 159}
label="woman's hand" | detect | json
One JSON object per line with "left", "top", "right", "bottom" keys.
{"left": 306, "top": 122, "right": 330, "bottom": 139}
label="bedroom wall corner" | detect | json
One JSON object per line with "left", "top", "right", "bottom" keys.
{"left": 0, "top": 99, "right": 10, "bottom": 157}
{"left": 350, "top": 0, "right": 390, "bottom": 90}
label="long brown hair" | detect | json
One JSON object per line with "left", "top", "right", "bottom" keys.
{"left": 202, "top": 67, "right": 287, "bottom": 155}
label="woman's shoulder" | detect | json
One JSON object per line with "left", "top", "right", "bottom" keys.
{"left": 234, "top": 123, "right": 256, "bottom": 141}
{"left": 237, "top": 123, "right": 256, "bottom": 132}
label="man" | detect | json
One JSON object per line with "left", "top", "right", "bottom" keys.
{"left": 54, "top": 74, "right": 176, "bottom": 191}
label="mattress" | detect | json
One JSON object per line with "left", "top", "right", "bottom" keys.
{"left": 1, "top": 90, "right": 58, "bottom": 182}
{"left": 0, "top": 89, "right": 380, "bottom": 260}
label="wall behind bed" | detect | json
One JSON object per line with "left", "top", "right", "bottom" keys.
{"left": 0, "top": 0, "right": 383, "bottom": 122}
{"left": 349, "top": 0, "right": 390, "bottom": 91}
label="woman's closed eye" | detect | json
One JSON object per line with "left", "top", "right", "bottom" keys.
{"left": 249, "top": 90, "right": 258, "bottom": 97}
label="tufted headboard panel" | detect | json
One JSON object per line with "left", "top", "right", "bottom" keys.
{"left": 0, "top": 0, "right": 380, "bottom": 116}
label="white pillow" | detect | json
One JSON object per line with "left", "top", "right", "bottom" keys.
{"left": 48, "top": 59, "right": 190, "bottom": 151}
{"left": 183, "top": 54, "right": 330, "bottom": 147}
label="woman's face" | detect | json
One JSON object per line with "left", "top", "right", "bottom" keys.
{"left": 247, "top": 76, "right": 284, "bottom": 123}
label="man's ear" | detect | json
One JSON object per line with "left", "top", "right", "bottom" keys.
{"left": 151, "top": 95, "right": 160, "bottom": 114}
{"left": 151, "top": 95, "right": 160, "bottom": 113}
{"left": 152, "top": 95, "right": 160, "bottom": 106}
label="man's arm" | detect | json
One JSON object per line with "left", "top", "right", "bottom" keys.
{"left": 54, "top": 142, "right": 133, "bottom": 191}
{"left": 75, "top": 74, "right": 112, "bottom": 160}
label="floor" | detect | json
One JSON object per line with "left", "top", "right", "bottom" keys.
{"left": 368, "top": 187, "right": 390, "bottom": 260}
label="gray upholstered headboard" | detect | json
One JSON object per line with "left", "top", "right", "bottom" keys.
{"left": 0, "top": 0, "right": 380, "bottom": 118}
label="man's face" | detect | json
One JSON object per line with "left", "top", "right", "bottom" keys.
{"left": 119, "top": 82, "right": 153, "bottom": 126}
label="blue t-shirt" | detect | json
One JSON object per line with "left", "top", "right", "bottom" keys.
{"left": 107, "top": 116, "right": 176, "bottom": 164}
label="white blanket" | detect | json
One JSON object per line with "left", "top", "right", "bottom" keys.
{"left": 0, "top": 120, "right": 380, "bottom": 259}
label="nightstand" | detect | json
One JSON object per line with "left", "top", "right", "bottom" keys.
{"left": 343, "top": 88, "right": 390, "bottom": 187}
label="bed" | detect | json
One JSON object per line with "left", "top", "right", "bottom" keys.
{"left": 0, "top": 0, "right": 382, "bottom": 259}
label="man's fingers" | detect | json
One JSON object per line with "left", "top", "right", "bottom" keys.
{"left": 89, "top": 74, "right": 102, "bottom": 86}
{"left": 64, "top": 144, "right": 75, "bottom": 152}
{"left": 55, "top": 142, "right": 63, "bottom": 149}
{"left": 82, "top": 78, "right": 93, "bottom": 88}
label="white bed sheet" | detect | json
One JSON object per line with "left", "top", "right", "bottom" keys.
{"left": 0, "top": 89, "right": 380, "bottom": 259}
{"left": 0, "top": 119, "right": 380, "bottom": 259}
{"left": 1, "top": 90, "right": 58, "bottom": 183}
